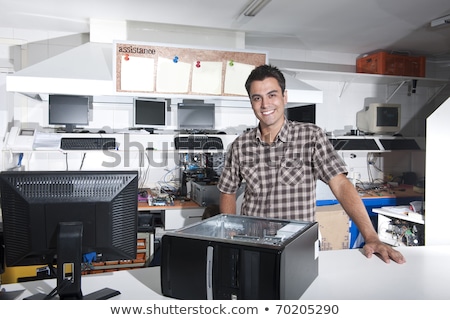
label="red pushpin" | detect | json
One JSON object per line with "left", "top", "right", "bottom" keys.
{"left": 124, "top": 54, "right": 130, "bottom": 61}
{"left": 196, "top": 60, "right": 201, "bottom": 68}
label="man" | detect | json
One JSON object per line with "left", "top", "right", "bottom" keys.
{"left": 218, "top": 64, "right": 405, "bottom": 264}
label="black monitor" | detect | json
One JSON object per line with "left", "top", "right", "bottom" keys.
{"left": 49, "top": 94, "right": 91, "bottom": 133}
{"left": 0, "top": 170, "right": 138, "bottom": 300}
{"left": 177, "top": 101, "right": 215, "bottom": 132}
{"left": 133, "top": 98, "right": 167, "bottom": 132}
{"left": 285, "top": 104, "right": 316, "bottom": 124}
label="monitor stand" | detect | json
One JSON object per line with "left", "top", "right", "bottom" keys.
{"left": 23, "top": 222, "right": 120, "bottom": 300}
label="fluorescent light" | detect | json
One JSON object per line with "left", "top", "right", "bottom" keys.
{"left": 430, "top": 14, "right": 450, "bottom": 28}
{"left": 242, "top": 0, "right": 272, "bottom": 17}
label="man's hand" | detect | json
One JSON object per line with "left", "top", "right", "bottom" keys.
{"left": 363, "top": 240, "right": 406, "bottom": 264}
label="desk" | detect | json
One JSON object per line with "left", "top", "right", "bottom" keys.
{"left": 4, "top": 246, "right": 448, "bottom": 300}
{"left": 2, "top": 246, "right": 450, "bottom": 300}
{"left": 132, "top": 245, "right": 450, "bottom": 300}
{"left": 130, "top": 246, "right": 450, "bottom": 300}
{"left": 138, "top": 199, "right": 201, "bottom": 211}
{"left": 138, "top": 200, "right": 204, "bottom": 230}
{"left": 300, "top": 246, "right": 450, "bottom": 299}
{"left": 0, "top": 269, "right": 166, "bottom": 300}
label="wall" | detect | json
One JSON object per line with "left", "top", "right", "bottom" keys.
{"left": 425, "top": 97, "right": 450, "bottom": 245}
{"left": 2, "top": 23, "right": 449, "bottom": 188}
{"left": 4, "top": 23, "right": 450, "bottom": 136}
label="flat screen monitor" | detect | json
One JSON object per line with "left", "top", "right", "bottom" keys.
{"left": 285, "top": 104, "right": 316, "bottom": 124}
{"left": 177, "top": 102, "right": 215, "bottom": 131}
{"left": 0, "top": 170, "right": 138, "bottom": 300}
{"left": 356, "top": 103, "right": 401, "bottom": 134}
{"left": 48, "top": 94, "right": 91, "bottom": 133}
{"left": 133, "top": 98, "right": 167, "bottom": 131}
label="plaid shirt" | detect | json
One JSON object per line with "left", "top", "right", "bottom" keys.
{"left": 218, "top": 119, "right": 347, "bottom": 221}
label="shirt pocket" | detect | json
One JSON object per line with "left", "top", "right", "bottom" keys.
{"left": 279, "top": 158, "right": 305, "bottom": 185}
{"left": 241, "top": 164, "right": 260, "bottom": 195}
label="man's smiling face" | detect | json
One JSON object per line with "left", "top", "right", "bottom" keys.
{"left": 249, "top": 77, "right": 288, "bottom": 132}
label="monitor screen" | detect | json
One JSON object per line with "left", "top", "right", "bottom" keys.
{"left": 0, "top": 170, "right": 138, "bottom": 299}
{"left": 377, "top": 106, "right": 399, "bottom": 127}
{"left": 133, "top": 98, "right": 167, "bottom": 129}
{"left": 48, "top": 94, "right": 91, "bottom": 133}
{"left": 285, "top": 104, "right": 316, "bottom": 124}
{"left": 356, "top": 103, "right": 401, "bottom": 134}
{"left": 177, "top": 102, "right": 215, "bottom": 131}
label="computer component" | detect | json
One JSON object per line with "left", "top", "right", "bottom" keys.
{"left": 161, "top": 214, "right": 318, "bottom": 300}
{"left": 0, "top": 170, "right": 138, "bottom": 300}
{"left": 49, "top": 94, "right": 92, "bottom": 133}
{"left": 133, "top": 97, "right": 168, "bottom": 131}
{"left": 60, "top": 137, "right": 116, "bottom": 150}
{"left": 190, "top": 181, "right": 221, "bottom": 206}
{"left": 177, "top": 101, "right": 215, "bottom": 131}
{"left": 174, "top": 135, "right": 223, "bottom": 150}
{"left": 285, "top": 104, "right": 316, "bottom": 124}
{"left": 356, "top": 103, "right": 401, "bottom": 134}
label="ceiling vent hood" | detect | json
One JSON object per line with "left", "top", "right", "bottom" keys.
{"left": 0, "top": 58, "right": 14, "bottom": 74}
{"left": 6, "top": 42, "right": 322, "bottom": 104}
{"left": 6, "top": 42, "right": 114, "bottom": 96}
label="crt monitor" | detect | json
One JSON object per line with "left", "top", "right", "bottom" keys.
{"left": 356, "top": 103, "right": 401, "bottom": 134}
{"left": 48, "top": 94, "right": 92, "bottom": 133}
{"left": 177, "top": 101, "right": 215, "bottom": 131}
{"left": 133, "top": 97, "right": 167, "bottom": 131}
{"left": 0, "top": 170, "right": 138, "bottom": 300}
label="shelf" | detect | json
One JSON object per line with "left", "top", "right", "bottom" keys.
{"left": 373, "top": 206, "right": 424, "bottom": 224}
{"left": 281, "top": 68, "right": 449, "bottom": 100}
{"left": 283, "top": 68, "right": 449, "bottom": 86}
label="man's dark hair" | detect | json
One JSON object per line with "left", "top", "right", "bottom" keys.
{"left": 245, "top": 64, "right": 286, "bottom": 96}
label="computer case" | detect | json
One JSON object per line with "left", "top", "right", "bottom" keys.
{"left": 161, "top": 214, "right": 318, "bottom": 300}
{"left": 190, "top": 181, "right": 221, "bottom": 206}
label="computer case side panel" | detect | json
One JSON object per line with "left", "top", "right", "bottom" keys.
{"left": 161, "top": 235, "right": 210, "bottom": 299}
{"left": 212, "top": 244, "right": 281, "bottom": 300}
{"left": 280, "top": 222, "right": 319, "bottom": 299}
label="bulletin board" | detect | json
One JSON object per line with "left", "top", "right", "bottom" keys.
{"left": 114, "top": 41, "right": 267, "bottom": 97}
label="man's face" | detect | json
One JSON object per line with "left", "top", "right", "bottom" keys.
{"left": 249, "top": 77, "right": 287, "bottom": 130}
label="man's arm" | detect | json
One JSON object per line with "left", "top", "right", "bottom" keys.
{"left": 220, "top": 192, "right": 237, "bottom": 214}
{"left": 328, "top": 173, "right": 405, "bottom": 264}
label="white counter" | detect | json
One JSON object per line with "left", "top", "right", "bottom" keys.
{"left": 300, "top": 245, "right": 450, "bottom": 299}
{"left": 2, "top": 245, "right": 450, "bottom": 300}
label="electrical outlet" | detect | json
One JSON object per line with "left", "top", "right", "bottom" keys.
{"left": 352, "top": 172, "right": 361, "bottom": 180}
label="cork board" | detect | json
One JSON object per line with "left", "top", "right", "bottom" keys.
{"left": 114, "top": 42, "right": 267, "bottom": 97}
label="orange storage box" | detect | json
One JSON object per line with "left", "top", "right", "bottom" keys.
{"left": 356, "top": 51, "right": 425, "bottom": 77}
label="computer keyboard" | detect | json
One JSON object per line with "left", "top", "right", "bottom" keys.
{"left": 60, "top": 137, "right": 116, "bottom": 150}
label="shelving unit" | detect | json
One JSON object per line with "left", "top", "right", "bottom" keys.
{"left": 374, "top": 206, "right": 425, "bottom": 247}
{"left": 281, "top": 68, "right": 449, "bottom": 101}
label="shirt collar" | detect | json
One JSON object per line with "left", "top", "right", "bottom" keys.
{"left": 255, "top": 118, "right": 289, "bottom": 144}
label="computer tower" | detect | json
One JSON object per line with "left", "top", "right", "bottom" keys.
{"left": 190, "top": 181, "right": 221, "bottom": 206}
{"left": 161, "top": 214, "right": 318, "bottom": 300}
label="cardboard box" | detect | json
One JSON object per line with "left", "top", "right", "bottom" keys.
{"left": 356, "top": 51, "right": 425, "bottom": 77}
{"left": 316, "top": 204, "right": 349, "bottom": 250}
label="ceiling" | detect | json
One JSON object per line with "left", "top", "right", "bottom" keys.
{"left": 1, "top": 0, "right": 450, "bottom": 60}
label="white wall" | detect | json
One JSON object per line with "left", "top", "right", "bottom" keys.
{"left": 425, "top": 97, "right": 450, "bottom": 245}
{"left": 2, "top": 22, "right": 449, "bottom": 190}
